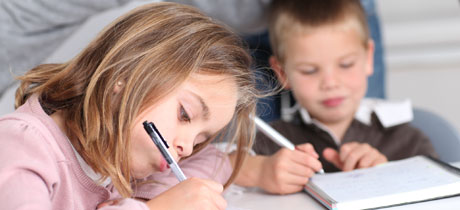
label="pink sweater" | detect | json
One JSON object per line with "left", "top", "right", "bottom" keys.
{"left": 0, "top": 95, "right": 232, "bottom": 210}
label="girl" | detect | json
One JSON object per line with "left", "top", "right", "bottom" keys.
{"left": 0, "top": 2, "right": 257, "bottom": 210}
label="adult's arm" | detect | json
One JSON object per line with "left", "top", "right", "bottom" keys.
{"left": 0, "top": 0, "right": 132, "bottom": 95}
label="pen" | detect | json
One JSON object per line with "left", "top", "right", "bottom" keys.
{"left": 253, "top": 116, "right": 325, "bottom": 174}
{"left": 143, "top": 121, "right": 187, "bottom": 182}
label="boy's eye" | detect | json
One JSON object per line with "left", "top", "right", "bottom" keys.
{"left": 340, "top": 62, "right": 354, "bottom": 69}
{"left": 179, "top": 105, "right": 191, "bottom": 123}
{"left": 299, "top": 68, "right": 318, "bottom": 75}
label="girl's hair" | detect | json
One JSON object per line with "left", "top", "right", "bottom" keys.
{"left": 268, "top": 0, "right": 370, "bottom": 62}
{"left": 15, "top": 2, "right": 257, "bottom": 197}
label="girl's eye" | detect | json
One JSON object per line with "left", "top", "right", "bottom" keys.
{"left": 179, "top": 105, "right": 191, "bottom": 123}
{"left": 340, "top": 61, "right": 355, "bottom": 69}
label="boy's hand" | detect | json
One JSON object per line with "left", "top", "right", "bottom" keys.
{"left": 323, "top": 142, "right": 387, "bottom": 171}
{"left": 259, "top": 143, "right": 323, "bottom": 194}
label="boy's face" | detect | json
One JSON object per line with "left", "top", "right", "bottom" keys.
{"left": 271, "top": 24, "right": 374, "bottom": 124}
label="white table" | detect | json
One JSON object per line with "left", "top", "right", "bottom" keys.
{"left": 225, "top": 163, "right": 460, "bottom": 210}
{"left": 225, "top": 186, "right": 460, "bottom": 210}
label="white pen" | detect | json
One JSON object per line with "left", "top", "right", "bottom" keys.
{"left": 143, "top": 121, "right": 187, "bottom": 182}
{"left": 253, "top": 116, "right": 325, "bottom": 174}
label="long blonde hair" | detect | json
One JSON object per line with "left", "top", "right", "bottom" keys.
{"left": 15, "top": 2, "right": 257, "bottom": 197}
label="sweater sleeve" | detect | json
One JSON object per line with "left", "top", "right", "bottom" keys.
{"left": 380, "top": 123, "right": 439, "bottom": 161}
{"left": 252, "top": 120, "right": 289, "bottom": 156}
{"left": 0, "top": 118, "right": 60, "bottom": 210}
{"left": 132, "top": 144, "right": 232, "bottom": 199}
{"left": 405, "top": 126, "right": 439, "bottom": 158}
{"left": 0, "top": 114, "right": 152, "bottom": 210}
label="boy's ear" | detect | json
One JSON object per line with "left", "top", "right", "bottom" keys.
{"left": 269, "top": 56, "right": 290, "bottom": 89}
{"left": 365, "top": 40, "right": 375, "bottom": 76}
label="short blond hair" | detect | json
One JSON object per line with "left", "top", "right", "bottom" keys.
{"left": 268, "top": 0, "right": 370, "bottom": 62}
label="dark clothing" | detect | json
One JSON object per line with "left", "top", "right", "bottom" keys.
{"left": 253, "top": 112, "right": 438, "bottom": 172}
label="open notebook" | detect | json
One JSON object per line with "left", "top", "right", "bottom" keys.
{"left": 305, "top": 156, "right": 460, "bottom": 210}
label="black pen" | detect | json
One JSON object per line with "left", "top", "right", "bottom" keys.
{"left": 143, "top": 121, "right": 187, "bottom": 182}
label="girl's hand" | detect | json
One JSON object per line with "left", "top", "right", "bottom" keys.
{"left": 97, "top": 199, "right": 121, "bottom": 209}
{"left": 145, "top": 177, "right": 226, "bottom": 210}
{"left": 259, "top": 143, "right": 323, "bottom": 194}
{"left": 323, "top": 142, "right": 388, "bottom": 171}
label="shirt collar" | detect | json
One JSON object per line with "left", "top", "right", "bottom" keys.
{"left": 299, "top": 98, "right": 413, "bottom": 128}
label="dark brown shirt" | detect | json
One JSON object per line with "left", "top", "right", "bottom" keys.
{"left": 253, "top": 112, "right": 438, "bottom": 172}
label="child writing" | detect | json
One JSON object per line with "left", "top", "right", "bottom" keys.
{"left": 231, "top": 0, "right": 437, "bottom": 195}
{"left": 0, "top": 2, "right": 258, "bottom": 210}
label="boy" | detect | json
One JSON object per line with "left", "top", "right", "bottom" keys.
{"left": 231, "top": 0, "right": 437, "bottom": 195}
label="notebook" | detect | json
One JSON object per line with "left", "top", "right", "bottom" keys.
{"left": 305, "top": 156, "right": 460, "bottom": 210}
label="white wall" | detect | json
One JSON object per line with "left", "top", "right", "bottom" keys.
{"left": 377, "top": 0, "right": 460, "bottom": 131}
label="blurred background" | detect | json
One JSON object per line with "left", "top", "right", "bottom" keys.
{"left": 377, "top": 0, "right": 460, "bottom": 131}
{"left": 1, "top": 0, "right": 459, "bottom": 131}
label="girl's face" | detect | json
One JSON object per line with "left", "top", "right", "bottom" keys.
{"left": 129, "top": 73, "right": 238, "bottom": 179}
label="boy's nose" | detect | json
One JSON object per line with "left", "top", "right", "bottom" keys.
{"left": 321, "top": 71, "right": 339, "bottom": 90}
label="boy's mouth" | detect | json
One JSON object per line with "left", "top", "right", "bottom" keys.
{"left": 322, "top": 97, "right": 344, "bottom": 108}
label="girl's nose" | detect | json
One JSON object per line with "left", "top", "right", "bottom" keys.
{"left": 174, "top": 138, "right": 193, "bottom": 158}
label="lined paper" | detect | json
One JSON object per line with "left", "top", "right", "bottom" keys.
{"left": 310, "top": 156, "right": 460, "bottom": 202}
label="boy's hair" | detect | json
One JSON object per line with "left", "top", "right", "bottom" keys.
{"left": 268, "top": 0, "right": 370, "bottom": 62}
{"left": 15, "top": 2, "right": 258, "bottom": 197}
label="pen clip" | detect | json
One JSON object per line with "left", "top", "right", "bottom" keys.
{"left": 143, "top": 121, "right": 169, "bottom": 148}
{"left": 142, "top": 121, "right": 188, "bottom": 182}
{"left": 148, "top": 122, "right": 169, "bottom": 148}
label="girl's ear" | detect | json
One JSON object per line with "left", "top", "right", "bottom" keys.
{"left": 269, "top": 56, "right": 290, "bottom": 89}
{"left": 113, "top": 81, "right": 124, "bottom": 94}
